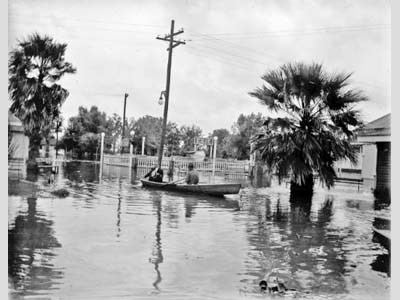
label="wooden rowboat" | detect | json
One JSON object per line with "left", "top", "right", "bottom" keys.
{"left": 140, "top": 179, "right": 241, "bottom": 197}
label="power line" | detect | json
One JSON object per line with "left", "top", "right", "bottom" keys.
{"left": 188, "top": 23, "right": 390, "bottom": 39}
{"left": 65, "top": 88, "right": 130, "bottom": 97}
{"left": 186, "top": 30, "right": 286, "bottom": 62}
{"left": 10, "top": 18, "right": 161, "bottom": 35}
{"left": 10, "top": 19, "right": 162, "bottom": 50}
{"left": 208, "top": 27, "right": 390, "bottom": 40}
{"left": 9, "top": 13, "right": 165, "bottom": 28}
{"left": 187, "top": 43, "right": 274, "bottom": 66}
{"left": 183, "top": 46, "right": 261, "bottom": 74}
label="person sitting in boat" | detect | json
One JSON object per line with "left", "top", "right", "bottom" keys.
{"left": 144, "top": 166, "right": 164, "bottom": 182}
{"left": 185, "top": 163, "right": 199, "bottom": 185}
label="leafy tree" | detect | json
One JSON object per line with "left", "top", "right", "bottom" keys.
{"left": 131, "top": 115, "right": 162, "bottom": 155}
{"left": 60, "top": 106, "right": 108, "bottom": 158}
{"left": 249, "top": 62, "right": 365, "bottom": 197}
{"left": 180, "top": 125, "right": 203, "bottom": 152}
{"left": 75, "top": 106, "right": 108, "bottom": 134}
{"left": 8, "top": 33, "right": 76, "bottom": 158}
{"left": 230, "top": 113, "right": 264, "bottom": 160}
{"left": 130, "top": 115, "right": 181, "bottom": 156}
{"left": 165, "top": 122, "right": 182, "bottom": 156}
{"left": 210, "top": 128, "right": 231, "bottom": 158}
{"left": 79, "top": 133, "right": 100, "bottom": 159}
{"left": 105, "top": 113, "right": 122, "bottom": 152}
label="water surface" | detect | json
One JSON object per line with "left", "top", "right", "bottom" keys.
{"left": 8, "top": 162, "right": 390, "bottom": 299}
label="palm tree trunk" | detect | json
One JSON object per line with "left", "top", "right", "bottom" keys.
{"left": 28, "top": 133, "right": 41, "bottom": 160}
{"left": 290, "top": 174, "right": 314, "bottom": 200}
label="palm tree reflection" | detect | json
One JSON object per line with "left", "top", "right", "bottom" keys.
{"left": 244, "top": 193, "right": 347, "bottom": 294}
{"left": 8, "top": 197, "right": 62, "bottom": 295}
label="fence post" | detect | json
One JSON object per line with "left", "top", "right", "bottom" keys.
{"left": 133, "top": 157, "right": 138, "bottom": 170}
{"left": 212, "top": 136, "right": 218, "bottom": 180}
{"left": 129, "top": 144, "right": 133, "bottom": 181}
{"left": 99, "top": 132, "right": 105, "bottom": 181}
{"left": 168, "top": 159, "right": 174, "bottom": 182}
{"left": 142, "top": 137, "right": 145, "bottom": 155}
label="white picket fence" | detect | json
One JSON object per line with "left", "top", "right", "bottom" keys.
{"left": 103, "top": 154, "right": 250, "bottom": 174}
{"left": 103, "top": 154, "right": 132, "bottom": 167}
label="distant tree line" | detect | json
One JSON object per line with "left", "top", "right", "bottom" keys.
{"left": 58, "top": 105, "right": 265, "bottom": 160}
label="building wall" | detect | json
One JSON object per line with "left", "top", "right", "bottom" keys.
{"left": 376, "top": 142, "right": 390, "bottom": 192}
{"left": 9, "top": 131, "right": 29, "bottom": 179}
{"left": 10, "top": 132, "right": 29, "bottom": 160}
{"left": 361, "top": 144, "right": 377, "bottom": 190}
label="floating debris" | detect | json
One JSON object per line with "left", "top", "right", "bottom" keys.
{"left": 259, "top": 269, "right": 296, "bottom": 294}
{"left": 51, "top": 188, "right": 70, "bottom": 197}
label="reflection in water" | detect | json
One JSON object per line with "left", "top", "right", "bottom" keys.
{"left": 63, "top": 161, "right": 100, "bottom": 185}
{"left": 150, "top": 192, "right": 163, "bottom": 291}
{"left": 184, "top": 198, "right": 198, "bottom": 219}
{"left": 371, "top": 254, "right": 390, "bottom": 277}
{"left": 8, "top": 162, "right": 390, "bottom": 299}
{"left": 249, "top": 165, "right": 271, "bottom": 188}
{"left": 25, "top": 171, "right": 39, "bottom": 182}
{"left": 116, "top": 180, "right": 122, "bottom": 239}
{"left": 374, "top": 197, "right": 391, "bottom": 211}
{"left": 371, "top": 217, "right": 390, "bottom": 276}
{"left": 242, "top": 193, "right": 349, "bottom": 295}
{"left": 8, "top": 197, "right": 62, "bottom": 296}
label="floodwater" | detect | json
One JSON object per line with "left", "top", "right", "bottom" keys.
{"left": 9, "top": 162, "right": 390, "bottom": 300}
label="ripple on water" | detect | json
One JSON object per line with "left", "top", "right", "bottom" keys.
{"left": 8, "top": 162, "right": 390, "bottom": 300}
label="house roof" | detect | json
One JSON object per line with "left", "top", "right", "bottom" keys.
{"left": 357, "top": 113, "right": 391, "bottom": 137}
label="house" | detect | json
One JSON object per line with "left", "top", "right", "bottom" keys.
{"left": 8, "top": 112, "right": 29, "bottom": 160}
{"left": 334, "top": 144, "right": 363, "bottom": 180}
{"left": 8, "top": 112, "right": 29, "bottom": 178}
{"left": 356, "top": 114, "right": 391, "bottom": 195}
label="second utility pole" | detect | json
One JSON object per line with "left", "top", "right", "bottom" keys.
{"left": 122, "top": 92, "right": 128, "bottom": 138}
{"left": 156, "top": 19, "right": 185, "bottom": 168}
{"left": 121, "top": 92, "right": 128, "bottom": 154}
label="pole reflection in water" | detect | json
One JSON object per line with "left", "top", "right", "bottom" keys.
{"left": 150, "top": 192, "right": 163, "bottom": 291}
{"left": 116, "top": 179, "right": 122, "bottom": 239}
{"left": 9, "top": 162, "right": 390, "bottom": 299}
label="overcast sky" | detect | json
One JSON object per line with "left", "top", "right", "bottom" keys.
{"left": 8, "top": 0, "right": 390, "bottom": 134}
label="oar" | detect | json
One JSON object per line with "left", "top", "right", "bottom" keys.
{"left": 160, "top": 178, "right": 185, "bottom": 187}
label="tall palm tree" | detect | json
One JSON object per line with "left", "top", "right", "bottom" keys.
{"left": 8, "top": 33, "right": 76, "bottom": 158}
{"left": 249, "top": 62, "right": 366, "bottom": 198}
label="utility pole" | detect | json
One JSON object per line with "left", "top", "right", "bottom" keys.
{"left": 55, "top": 119, "right": 62, "bottom": 159}
{"left": 122, "top": 93, "right": 128, "bottom": 138}
{"left": 121, "top": 92, "right": 128, "bottom": 154}
{"left": 156, "top": 20, "right": 185, "bottom": 168}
